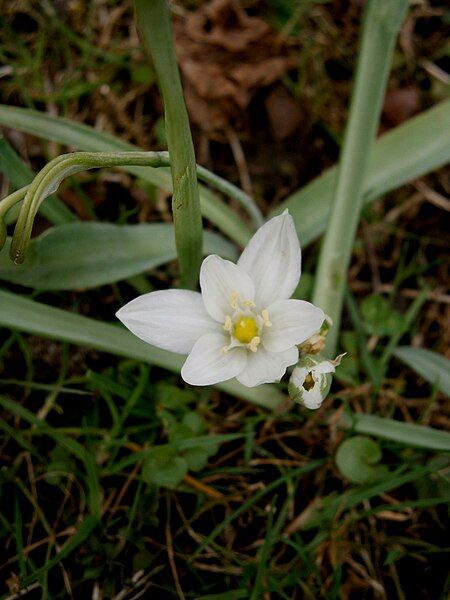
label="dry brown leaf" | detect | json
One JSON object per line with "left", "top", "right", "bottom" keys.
{"left": 185, "top": 0, "right": 270, "bottom": 52}
{"left": 174, "top": 0, "right": 296, "bottom": 131}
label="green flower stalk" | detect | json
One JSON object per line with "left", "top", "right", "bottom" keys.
{"left": 134, "top": 0, "right": 202, "bottom": 289}
{"left": 312, "top": 0, "right": 409, "bottom": 355}
{"left": 0, "top": 150, "right": 262, "bottom": 263}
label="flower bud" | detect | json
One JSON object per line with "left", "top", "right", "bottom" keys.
{"left": 288, "top": 353, "right": 344, "bottom": 409}
{"left": 299, "top": 315, "right": 333, "bottom": 355}
{"left": 0, "top": 219, "right": 6, "bottom": 251}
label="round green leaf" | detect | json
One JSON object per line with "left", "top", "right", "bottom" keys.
{"left": 336, "top": 435, "right": 389, "bottom": 485}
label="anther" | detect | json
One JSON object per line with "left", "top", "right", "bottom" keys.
{"left": 221, "top": 345, "right": 230, "bottom": 355}
{"left": 230, "top": 291, "right": 240, "bottom": 310}
{"left": 223, "top": 315, "right": 232, "bottom": 332}
{"left": 243, "top": 299, "right": 256, "bottom": 309}
{"left": 248, "top": 336, "right": 260, "bottom": 353}
{"left": 262, "top": 309, "right": 272, "bottom": 327}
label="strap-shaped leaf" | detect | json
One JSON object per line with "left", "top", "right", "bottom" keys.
{"left": 342, "top": 412, "right": 450, "bottom": 451}
{"left": 394, "top": 346, "right": 450, "bottom": 397}
{"left": 275, "top": 100, "right": 450, "bottom": 246}
{"left": 0, "top": 289, "right": 283, "bottom": 409}
{"left": 0, "top": 222, "right": 237, "bottom": 290}
{"left": 0, "top": 105, "right": 253, "bottom": 247}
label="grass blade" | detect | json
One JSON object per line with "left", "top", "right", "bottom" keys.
{"left": 19, "top": 515, "right": 98, "bottom": 588}
{"left": 193, "top": 460, "right": 324, "bottom": 556}
{"left": 0, "top": 289, "right": 283, "bottom": 409}
{"left": 303, "top": 464, "right": 434, "bottom": 531}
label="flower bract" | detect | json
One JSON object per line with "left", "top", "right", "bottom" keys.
{"left": 116, "top": 211, "right": 324, "bottom": 387}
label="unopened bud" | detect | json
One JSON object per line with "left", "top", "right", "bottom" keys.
{"left": 0, "top": 219, "right": 6, "bottom": 251}
{"left": 299, "top": 315, "right": 333, "bottom": 355}
{"left": 288, "top": 352, "right": 345, "bottom": 409}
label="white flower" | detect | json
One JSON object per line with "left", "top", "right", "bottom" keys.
{"left": 289, "top": 353, "right": 345, "bottom": 409}
{"left": 116, "top": 211, "right": 324, "bottom": 387}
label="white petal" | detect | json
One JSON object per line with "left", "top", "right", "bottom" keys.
{"left": 314, "top": 361, "right": 336, "bottom": 375}
{"left": 291, "top": 365, "right": 308, "bottom": 388}
{"left": 302, "top": 385, "right": 324, "bottom": 410}
{"left": 181, "top": 333, "right": 247, "bottom": 386}
{"left": 236, "top": 346, "right": 298, "bottom": 387}
{"left": 313, "top": 352, "right": 346, "bottom": 374}
{"left": 237, "top": 212, "right": 301, "bottom": 308}
{"left": 200, "top": 255, "right": 255, "bottom": 322}
{"left": 116, "top": 290, "right": 217, "bottom": 354}
{"left": 263, "top": 299, "right": 324, "bottom": 353}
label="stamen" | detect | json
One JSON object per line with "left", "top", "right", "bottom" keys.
{"left": 248, "top": 336, "right": 260, "bottom": 353}
{"left": 223, "top": 315, "right": 232, "bottom": 332}
{"left": 262, "top": 309, "right": 272, "bottom": 327}
{"left": 243, "top": 299, "right": 256, "bottom": 309}
{"left": 221, "top": 345, "right": 230, "bottom": 355}
{"left": 230, "top": 291, "right": 240, "bottom": 309}
{"left": 303, "top": 373, "right": 315, "bottom": 391}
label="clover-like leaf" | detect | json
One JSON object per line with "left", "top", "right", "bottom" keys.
{"left": 183, "top": 448, "right": 209, "bottom": 472}
{"left": 181, "top": 411, "right": 204, "bottom": 434}
{"left": 361, "top": 294, "right": 405, "bottom": 337}
{"left": 142, "top": 445, "right": 187, "bottom": 487}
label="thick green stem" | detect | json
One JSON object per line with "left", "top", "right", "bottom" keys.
{"left": 134, "top": 0, "right": 202, "bottom": 289}
{"left": 0, "top": 187, "right": 28, "bottom": 249}
{"left": 0, "top": 135, "right": 75, "bottom": 226}
{"left": 9, "top": 152, "right": 167, "bottom": 263}
{"left": 312, "top": 0, "right": 409, "bottom": 355}
{"left": 1, "top": 150, "right": 260, "bottom": 262}
{"left": 0, "top": 105, "right": 254, "bottom": 248}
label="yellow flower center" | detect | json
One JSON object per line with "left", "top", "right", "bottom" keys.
{"left": 233, "top": 317, "right": 259, "bottom": 344}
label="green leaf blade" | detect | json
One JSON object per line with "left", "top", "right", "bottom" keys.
{"left": 343, "top": 412, "right": 450, "bottom": 451}
{"left": 0, "top": 222, "right": 237, "bottom": 290}
{"left": 394, "top": 346, "right": 450, "bottom": 397}
{"left": 0, "top": 105, "right": 252, "bottom": 247}
{"left": 275, "top": 100, "right": 450, "bottom": 247}
{"left": 0, "top": 289, "right": 283, "bottom": 409}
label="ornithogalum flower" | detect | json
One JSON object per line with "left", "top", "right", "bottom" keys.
{"left": 116, "top": 211, "right": 325, "bottom": 387}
